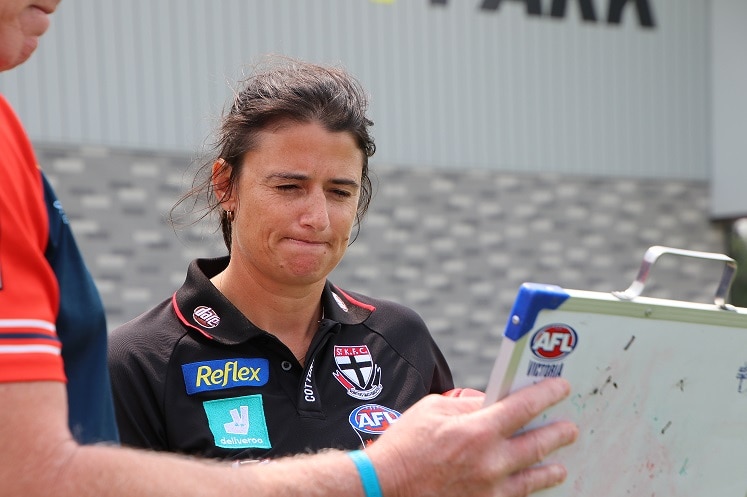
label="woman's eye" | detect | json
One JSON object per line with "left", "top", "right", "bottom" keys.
{"left": 277, "top": 184, "right": 299, "bottom": 191}
{"left": 331, "top": 189, "right": 353, "bottom": 198}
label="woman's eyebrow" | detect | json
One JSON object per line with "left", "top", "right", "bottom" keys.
{"left": 330, "top": 177, "right": 360, "bottom": 187}
{"left": 266, "top": 172, "right": 308, "bottom": 181}
{"left": 266, "top": 172, "right": 359, "bottom": 187}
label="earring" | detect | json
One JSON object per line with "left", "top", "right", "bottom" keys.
{"left": 226, "top": 210, "right": 235, "bottom": 222}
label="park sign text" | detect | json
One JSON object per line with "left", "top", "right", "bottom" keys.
{"left": 430, "top": 0, "right": 656, "bottom": 28}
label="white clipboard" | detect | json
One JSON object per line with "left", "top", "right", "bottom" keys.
{"left": 484, "top": 246, "right": 747, "bottom": 497}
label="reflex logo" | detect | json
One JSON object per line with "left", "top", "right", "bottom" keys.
{"left": 182, "top": 358, "right": 269, "bottom": 394}
{"left": 348, "top": 404, "right": 401, "bottom": 435}
{"left": 202, "top": 395, "right": 271, "bottom": 449}
{"left": 193, "top": 305, "right": 220, "bottom": 328}
{"left": 530, "top": 324, "right": 578, "bottom": 361}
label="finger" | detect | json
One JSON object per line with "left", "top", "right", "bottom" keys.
{"left": 501, "top": 463, "right": 568, "bottom": 497}
{"left": 395, "top": 393, "right": 484, "bottom": 423}
{"left": 430, "top": 393, "right": 485, "bottom": 414}
{"left": 485, "top": 378, "right": 571, "bottom": 436}
{"left": 505, "top": 420, "right": 578, "bottom": 473}
{"left": 442, "top": 388, "right": 485, "bottom": 398}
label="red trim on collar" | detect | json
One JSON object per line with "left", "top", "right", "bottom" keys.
{"left": 171, "top": 293, "right": 214, "bottom": 340}
{"left": 334, "top": 287, "right": 376, "bottom": 312}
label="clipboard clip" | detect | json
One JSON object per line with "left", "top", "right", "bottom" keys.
{"left": 611, "top": 245, "right": 737, "bottom": 310}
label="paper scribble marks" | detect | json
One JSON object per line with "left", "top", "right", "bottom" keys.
{"left": 590, "top": 375, "right": 616, "bottom": 396}
{"left": 679, "top": 458, "right": 689, "bottom": 476}
{"left": 737, "top": 363, "right": 747, "bottom": 393}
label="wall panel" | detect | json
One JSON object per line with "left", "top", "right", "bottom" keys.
{"left": 1, "top": 0, "right": 710, "bottom": 179}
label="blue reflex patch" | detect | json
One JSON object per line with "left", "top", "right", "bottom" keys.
{"left": 182, "top": 358, "right": 269, "bottom": 394}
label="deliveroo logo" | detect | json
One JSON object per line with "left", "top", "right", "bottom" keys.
{"left": 202, "top": 395, "right": 271, "bottom": 449}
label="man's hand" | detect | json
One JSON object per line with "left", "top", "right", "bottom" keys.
{"left": 367, "top": 378, "right": 578, "bottom": 497}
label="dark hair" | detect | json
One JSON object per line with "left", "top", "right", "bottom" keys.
{"left": 171, "top": 56, "right": 376, "bottom": 252}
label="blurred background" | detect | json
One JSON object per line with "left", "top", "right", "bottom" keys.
{"left": 1, "top": 0, "right": 745, "bottom": 388}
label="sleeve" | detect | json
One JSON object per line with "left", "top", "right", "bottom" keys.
{"left": 427, "top": 336, "right": 454, "bottom": 394}
{"left": 360, "top": 294, "right": 455, "bottom": 394}
{"left": 0, "top": 94, "right": 66, "bottom": 384}
{"left": 389, "top": 303, "right": 454, "bottom": 394}
{"left": 108, "top": 316, "right": 170, "bottom": 451}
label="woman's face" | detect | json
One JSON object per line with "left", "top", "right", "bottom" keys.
{"left": 217, "top": 120, "right": 364, "bottom": 288}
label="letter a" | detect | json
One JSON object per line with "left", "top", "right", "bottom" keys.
{"left": 481, "top": 0, "right": 542, "bottom": 16}
{"left": 550, "top": 0, "right": 597, "bottom": 22}
{"left": 608, "top": 0, "right": 655, "bottom": 28}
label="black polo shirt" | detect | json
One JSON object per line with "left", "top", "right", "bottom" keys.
{"left": 108, "top": 257, "right": 453, "bottom": 460}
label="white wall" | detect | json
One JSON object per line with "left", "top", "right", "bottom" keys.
{"left": 1, "top": 0, "right": 710, "bottom": 179}
{"left": 709, "top": 0, "right": 747, "bottom": 219}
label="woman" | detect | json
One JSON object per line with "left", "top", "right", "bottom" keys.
{"left": 108, "top": 57, "right": 453, "bottom": 461}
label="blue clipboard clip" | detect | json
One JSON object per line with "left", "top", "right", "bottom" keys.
{"left": 504, "top": 283, "right": 570, "bottom": 341}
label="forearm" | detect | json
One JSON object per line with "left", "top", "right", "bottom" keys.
{"left": 1, "top": 380, "right": 578, "bottom": 497}
{"left": 27, "top": 443, "right": 368, "bottom": 497}
{"left": 1, "top": 382, "right": 370, "bottom": 497}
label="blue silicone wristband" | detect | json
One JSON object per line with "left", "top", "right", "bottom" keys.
{"left": 348, "top": 450, "right": 383, "bottom": 497}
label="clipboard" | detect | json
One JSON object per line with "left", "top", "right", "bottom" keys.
{"left": 484, "top": 246, "right": 747, "bottom": 497}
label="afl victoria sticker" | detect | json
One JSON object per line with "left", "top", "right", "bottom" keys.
{"left": 530, "top": 324, "right": 578, "bottom": 361}
{"left": 526, "top": 323, "right": 578, "bottom": 378}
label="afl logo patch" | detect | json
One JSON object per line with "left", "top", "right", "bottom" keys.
{"left": 193, "top": 305, "right": 220, "bottom": 329}
{"left": 349, "top": 404, "right": 401, "bottom": 435}
{"left": 530, "top": 324, "right": 578, "bottom": 361}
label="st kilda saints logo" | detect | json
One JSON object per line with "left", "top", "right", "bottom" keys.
{"left": 333, "top": 345, "right": 383, "bottom": 400}
{"left": 526, "top": 324, "right": 578, "bottom": 378}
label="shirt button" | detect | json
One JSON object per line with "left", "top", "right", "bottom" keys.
{"left": 281, "top": 361, "right": 293, "bottom": 371}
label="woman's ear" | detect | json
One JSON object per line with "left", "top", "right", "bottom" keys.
{"left": 212, "top": 159, "right": 234, "bottom": 209}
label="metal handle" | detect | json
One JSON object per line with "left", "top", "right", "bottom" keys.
{"left": 611, "top": 245, "right": 737, "bottom": 310}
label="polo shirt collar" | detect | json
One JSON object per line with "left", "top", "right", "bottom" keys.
{"left": 172, "top": 257, "right": 375, "bottom": 345}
